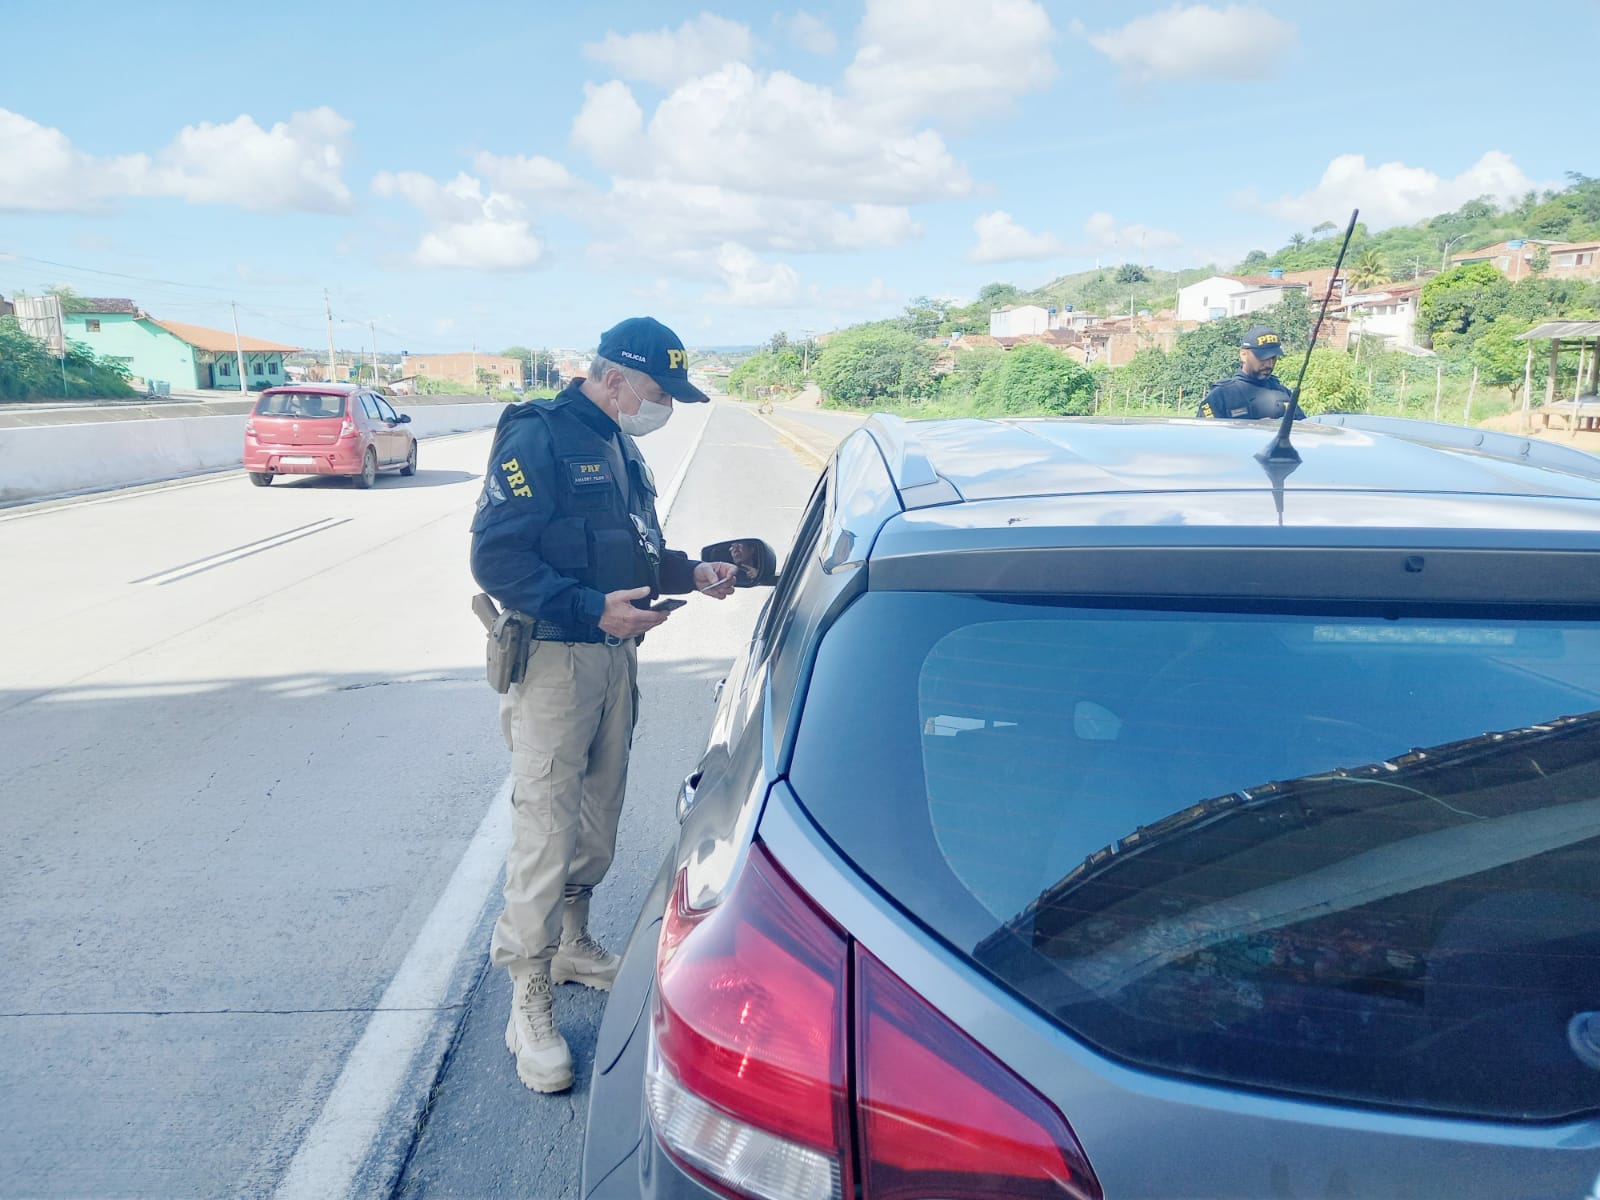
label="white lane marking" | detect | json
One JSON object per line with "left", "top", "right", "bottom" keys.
{"left": 134, "top": 517, "right": 351, "bottom": 585}
{"left": 272, "top": 780, "right": 513, "bottom": 1200}
{"left": 658, "top": 400, "right": 713, "bottom": 520}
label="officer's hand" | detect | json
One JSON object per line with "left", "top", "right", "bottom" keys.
{"left": 599, "top": 587, "right": 668, "bottom": 639}
{"left": 693, "top": 561, "right": 738, "bottom": 599}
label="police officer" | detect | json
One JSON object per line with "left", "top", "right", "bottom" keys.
{"left": 1197, "top": 325, "right": 1303, "bottom": 420}
{"left": 469, "top": 316, "right": 737, "bottom": 1094}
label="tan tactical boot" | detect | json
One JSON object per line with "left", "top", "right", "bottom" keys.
{"left": 504, "top": 966, "right": 573, "bottom": 1093}
{"left": 552, "top": 928, "right": 621, "bottom": 990}
{"left": 552, "top": 901, "right": 621, "bottom": 990}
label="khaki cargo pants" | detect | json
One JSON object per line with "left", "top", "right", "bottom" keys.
{"left": 489, "top": 638, "right": 638, "bottom": 974}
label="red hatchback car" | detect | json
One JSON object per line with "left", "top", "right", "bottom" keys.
{"left": 243, "top": 385, "right": 418, "bottom": 488}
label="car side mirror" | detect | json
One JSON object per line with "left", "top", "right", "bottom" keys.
{"left": 397, "top": 413, "right": 411, "bottom": 423}
{"left": 701, "top": 538, "right": 779, "bottom": 588}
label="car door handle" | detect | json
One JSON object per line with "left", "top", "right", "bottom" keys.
{"left": 677, "top": 771, "right": 701, "bottom": 822}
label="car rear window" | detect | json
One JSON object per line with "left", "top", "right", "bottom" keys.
{"left": 788, "top": 592, "right": 1600, "bottom": 1120}
{"left": 254, "top": 392, "right": 346, "bottom": 418}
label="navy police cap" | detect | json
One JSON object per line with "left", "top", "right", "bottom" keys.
{"left": 1240, "top": 325, "right": 1285, "bottom": 358}
{"left": 597, "top": 317, "right": 710, "bottom": 403}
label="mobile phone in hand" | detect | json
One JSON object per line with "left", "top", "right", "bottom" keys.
{"left": 649, "top": 598, "right": 687, "bottom": 612}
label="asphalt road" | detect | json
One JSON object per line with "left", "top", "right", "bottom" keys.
{"left": 0, "top": 396, "right": 847, "bottom": 1198}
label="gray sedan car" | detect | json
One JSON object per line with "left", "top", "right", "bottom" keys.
{"left": 583, "top": 412, "right": 1600, "bottom": 1199}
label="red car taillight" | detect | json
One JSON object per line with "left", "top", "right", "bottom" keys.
{"left": 652, "top": 844, "right": 851, "bottom": 1199}
{"left": 648, "top": 842, "right": 1102, "bottom": 1200}
{"left": 339, "top": 420, "right": 358, "bottom": 439}
{"left": 244, "top": 419, "right": 256, "bottom": 436}
{"left": 857, "top": 949, "right": 1101, "bottom": 1200}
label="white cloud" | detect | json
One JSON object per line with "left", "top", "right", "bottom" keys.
{"left": 1082, "top": 212, "right": 1184, "bottom": 255}
{"left": 1084, "top": 5, "right": 1296, "bottom": 83}
{"left": 570, "top": 81, "right": 646, "bottom": 170}
{"left": 703, "top": 243, "right": 804, "bottom": 307}
{"left": 968, "top": 211, "right": 1064, "bottom": 263}
{"left": 784, "top": 11, "right": 838, "bottom": 55}
{"left": 473, "top": 151, "right": 589, "bottom": 200}
{"left": 0, "top": 106, "right": 352, "bottom": 214}
{"left": 144, "top": 108, "right": 353, "bottom": 212}
{"left": 372, "top": 171, "right": 545, "bottom": 270}
{"left": 1251, "top": 151, "right": 1540, "bottom": 229}
{"left": 583, "top": 13, "right": 753, "bottom": 89}
{"left": 636, "top": 64, "right": 971, "bottom": 204}
{"left": 846, "top": 0, "right": 1056, "bottom": 124}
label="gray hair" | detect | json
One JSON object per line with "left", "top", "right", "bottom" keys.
{"left": 588, "top": 354, "right": 647, "bottom": 386}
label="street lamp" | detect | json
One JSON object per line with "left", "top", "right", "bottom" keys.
{"left": 1439, "top": 233, "right": 1472, "bottom": 270}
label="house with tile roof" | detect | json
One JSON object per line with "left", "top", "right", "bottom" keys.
{"left": 62, "top": 298, "right": 300, "bottom": 391}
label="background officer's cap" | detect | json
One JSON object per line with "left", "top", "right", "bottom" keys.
{"left": 597, "top": 317, "right": 710, "bottom": 403}
{"left": 1240, "top": 325, "right": 1285, "bottom": 359}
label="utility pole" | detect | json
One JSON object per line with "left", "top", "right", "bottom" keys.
{"left": 230, "top": 301, "right": 249, "bottom": 395}
{"left": 324, "top": 289, "right": 337, "bottom": 382}
{"left": 369, "top": 320, "right": 377, "bottom": 384}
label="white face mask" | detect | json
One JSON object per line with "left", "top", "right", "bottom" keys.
{"left": 618, "top": 375, "right": 673, "bottom": 436}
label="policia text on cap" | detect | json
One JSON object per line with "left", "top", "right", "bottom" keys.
{"left": 1197, "top": 324, "right": 1305, "bottom": 420}
{"left": 468, "top": 316, "right": 738, "bottom": 1095}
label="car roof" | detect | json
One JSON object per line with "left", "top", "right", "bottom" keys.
{"left": 261, "top": 383, "right": 361, "bottom": 394}
{"left": 869, "top": 414, "right": 1600, "bottom": 509}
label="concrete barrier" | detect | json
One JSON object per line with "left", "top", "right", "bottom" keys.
{"left": 0, "top": 401, "right": 507, "bottom": 505}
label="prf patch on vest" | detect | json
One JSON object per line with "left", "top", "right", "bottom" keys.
{"left": 497, "top": 456, "right": 533, "bottom": 499}
{"left": 566, "top": 459, "right": 613, "bottom": 488}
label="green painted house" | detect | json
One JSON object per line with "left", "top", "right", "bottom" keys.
{"left": 64, "top": 299, "right": 299, "bottom": 391}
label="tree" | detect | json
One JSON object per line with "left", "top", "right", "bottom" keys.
{"left": 0, "top": 317, "right": 135, "bottom": 400}
{"left": 1349, "top": 248, "right": 1390, "bottom": 290}
{"left": 900, "top": 296, "right": 949, "bottom": 337}
{"left": 1289, "top": 232, "right": 1307, "bottom": 250}
{"left": 976, "top": 282, "right": 1023, "bottom": 308}
{"left": 1466, "top": 318, "right": 1537, "bottom": 403}
{"left": 941, "top": 347, "right": 1005, "bottom": 402}
{"left": 1115, "top": 263, "right": 1148, "bottom": 284}
{"left": 1166, "top": 315, "right": 1252, "bottom": 399}
{"left": 1417, "top": 263, "right": 1513, "bottom": 347}
{"left": 813, "top": 324, "right": 937, "bottom": 406}
{"left": 1530, "top": 244, "right": 1552, "bottom": 275}
{"left": 976, "top": 344, "right": 1094, "bottom": 415}
{"left": 1311, "top": 221, "right": 1337, "bottom": 238}
{"left": 1297, "top": 347, "right": 1367, "bottom": 414}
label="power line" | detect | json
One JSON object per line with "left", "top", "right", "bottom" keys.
{"left": 0, "top": 251, "right": 318, "bottom": 297}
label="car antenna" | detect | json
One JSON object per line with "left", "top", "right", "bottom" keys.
{"left": 1257, "top": 207, "right": 1359, "bottom": 469}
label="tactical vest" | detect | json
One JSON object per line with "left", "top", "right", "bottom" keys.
{"left": 524, "top": 399, "right": 663, "bottom": 603}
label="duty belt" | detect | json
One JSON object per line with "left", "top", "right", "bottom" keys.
{"left": 530, "top": 618, "right": 626, "bottom": 647}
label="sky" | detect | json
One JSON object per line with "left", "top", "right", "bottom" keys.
{"left": 2, "top": 0, "right": 1596, "bottom": 356}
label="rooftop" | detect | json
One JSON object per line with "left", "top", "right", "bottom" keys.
{"left": 151, "top": 319, "right": 299, "bottom": 354}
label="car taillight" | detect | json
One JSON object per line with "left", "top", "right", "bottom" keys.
{"left": 857, "top": 948, "right": 1101, "bottom": 1200}
{"left": 244, "top": 419, "right": 256, "bottom": 436}
{"left": 651, "top": 843, "right": 851, "bottom": 1200}
{"left": 339, "top": 420, "right": 357, "bottom": 439}
{"left": 648, "top": 842, "right": 1101, "bottom": 1200}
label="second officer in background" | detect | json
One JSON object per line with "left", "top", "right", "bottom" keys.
{"left": 1197, "top": 325, "right": 1303, "bottom": 420}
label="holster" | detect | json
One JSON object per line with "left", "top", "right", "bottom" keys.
{"left": 485, "top": 608, "right": 531, "bottom": 694}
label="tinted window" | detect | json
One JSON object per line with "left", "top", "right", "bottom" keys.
{"left": 254, "top": 392, "right": 346, "bottom": 418}
{"left": 788, "top": 592, "right": 1600, "bottom": 1120}
{"left": 377, "top": 398, "right": 400, "bottom": 422}
{"left": 360, "top": 394, "right": 381, "bottom": 419}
